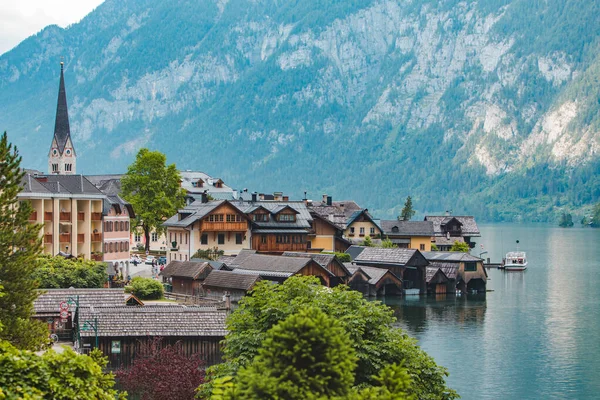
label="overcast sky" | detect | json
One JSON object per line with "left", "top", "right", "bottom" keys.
{"left": 0, "top": 0, "right": 105, "bottom": 55}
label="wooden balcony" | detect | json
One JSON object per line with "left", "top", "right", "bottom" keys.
{"left": 59, "top": 212, "right": 71, "bottom": 222}
{"left": 91, "top": 212, "right": 102, "bottom": 221}
{"left": 29, "top": 211, "right": 37, "bottom": 221}
{"left": 59, "top": 233, "right": 71, "bottom": 243}
{"left": 91, "top": 233, "right": 102, "bottom": 242}
{"left": 44, "top": 212, "right": 53, "bottom": 221}
{"left": 200, "top": 221, "right": 248, "bottom": 232}
{"left": 44, "top": 234, "right": 52, "bottom": 244}
{"left": 77, "top": 212, "right": 85, "bottom": 221}
{"left": 91, "top": 254, "right": 103, "bottom": 262}
{"left": 77, "top": 234, "right": 84, "bottom": 243}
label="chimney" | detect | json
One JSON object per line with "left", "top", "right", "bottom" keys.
{"left": 251, "top": 192, "right": 257, "bottom": 202}
{"left": 322, "top": 194, "right": 328, "bottom": 204}
{"left": 327, "top": 196, "right": 332, "bottom": 206}
{"left": 282, "top": 196, "right": 289, "bottom": 201}
{"left": 259, "top": 193, "right": 265, "bottom": 201}
{"left": 201, "top": 191, "right": 209, "bottom": 203}
{"left": 274, "top": 192, "right": 283, "bottom": 201}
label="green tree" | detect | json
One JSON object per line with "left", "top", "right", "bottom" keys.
{"left": 558, "top": 212, "right": 574, "bottom": 227}
{"left": 591, "top": 202, "right": 600, "bottom": 227}
{"left": 127, "top": 277, "right": 164, "bottom": 300}
{"left": 233, "top": 307, "right": 357, "bottom": 399}
{"left": 398, "top": 196, "right": 416, "bottom": 221}
{"left": 192, "top": 247, "right": 224, "bottom": 261}
{"left": 199, "top": 276, "right": 457, "bottom": 399}
{"left": 0, "top": 132, "right": 48, "bottom": 350}
{"left": 121, "top": 148, "right": 185, "bottom": 251}
{"left": 431, "top": 243, "right": 439, "bottom": 251}
{"left": 361, "top": 235, "right": 374, "bottom": 247}
{"left": 32, "top": 255, "right": 108, "bottom": 288}
{"left": 450, "top": 241, "right": 470, "bottom": 252}
{"left": 0, "top": 341, "right": 126, "bottom": 399}
{"left": 380, "top": 237, "right": 396, "bottom": 248}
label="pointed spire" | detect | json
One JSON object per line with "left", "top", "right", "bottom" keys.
{"left": 53, "top": 61, "right": 71, "bottom": 154}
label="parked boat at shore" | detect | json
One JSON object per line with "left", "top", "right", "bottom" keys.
{"left": 504, "top": 251, "right": 527, "bottom": 271}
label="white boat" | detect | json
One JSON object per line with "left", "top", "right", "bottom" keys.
{"left": 504, "top": 251, "right": 527, "bottom": 271}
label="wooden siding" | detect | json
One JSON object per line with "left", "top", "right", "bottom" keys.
{"left": 298, "top": 262, "right": 331, "bottom": 287}
{"left": 311, "top": 218, "right": 337, "bottom": 235}
{"left": 172, "top": 277, "right": 202, "bottom": 296}
{"left": 251, "top": 234, "right": 308, "bottom": 253}
{"left": 199, "top": 202, "right": 249, "bottom": 232}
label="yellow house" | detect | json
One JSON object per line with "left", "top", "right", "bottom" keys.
{"left": 379, "top": 220, "right": 434, "bottom": 251}
{"left": 344, "top": 210, "right": 383, "bottom": 243}
{"left": 307, "top": 213, "right": 351, "bottom": 253}
{"left": 19, "top": 173, "right": 106, "bottom": 259}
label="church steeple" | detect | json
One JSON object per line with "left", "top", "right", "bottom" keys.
{"left": 48, "top": 61, "right": 76, "bottom": 175}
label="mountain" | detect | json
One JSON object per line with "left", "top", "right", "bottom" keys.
{"left": 2, "top": 0, "right": 600, "bottom": 222}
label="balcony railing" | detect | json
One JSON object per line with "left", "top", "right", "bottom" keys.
{"left": 44, "top": 234, "right": 52, "bottom": 244}
{"left": 77, "top": 212, "right": 85, "bottom": 221}
{"left": 77, "top": 234, "right": 84, "bottom": 243}
{"left": 59, "top": 212, "right": 71, "bottom": 222}
{"left": 91, "top": 213, "right": 102, "bottom": 221}
{"left": 91, "top": 253, "right": 103, "bottom": 262}
{"left": 29, "top": 211, "right": 37, "bottom": 221}
{"left": 59, "top": 233, "right": 71, "bottom": 243}
{"left": 91, "top": 233, "right": 102, "bottom": 242}
{"left": 44, "top": 212, "right": 53, "bottom": 221}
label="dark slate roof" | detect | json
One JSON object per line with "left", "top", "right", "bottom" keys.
{"left": 190, "top": 258, "right": 224, "bottom": 269}
{"left": 217, "top": 249, "right": 256, "bottom": 267}
{"left": 421, "top": 251, "right": 482, "bottom": 262}
{"left": 163, "top": 200, "right": 229, "bottom": 228}
{"left": 33, "top": 289, "right": 125, "bottom": 315}
{"left": 42, "top": 175, "right": 105, "bottom": 195}
{"left": 306, "top": 200, "right": 362, "bottom": 229}
{"left": 202, "top": 270, "right": 261, "bottom": 291}
{"left": 345, "top": 245, "right": 366, "bottom": 261}
{"left": 78, "top": 306, "right": 227, "bottom": 337}
{"left": 281, "top": 252, "right": 351, "bottom": 276}
{"left": 229, "top": 253, "right": 333, "bottom": 276}
{"left": 428, "top": 262, "right": 459, "bottom": 280}
{"left": 160, "top": 261, "right": 212, "bottom": 279}
{"left": 354, "top": 247, "right": 418, "bottom": 265}
{"left": 345, "top": 264, "right": 398, "bottom": 285}
{"left": 216, "top": 255, "right": 238, "bottom": 265}
{"left": 20, "top": 174, "right": 52, "bottom": 194}
{"left": 231, "top": 200, "right": 312, "bottom": 229}
{"left": 424, "top": 216, "right": 481, "bottom": 236}
{"left": 426, "top": 266, "right": 449, "bottom": 283}
{"left": 53, "top": 64, "right": 72, "bottom": 155}
{"left": 433, "top": 236, "right": 465, "bottom": 246}
{"left": 380, "top": 220, "right": 434, "bottom": 236}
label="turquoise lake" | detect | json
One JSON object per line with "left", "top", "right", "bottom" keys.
{"left": 382, "top": 224, "right": 600, "bottom": 400}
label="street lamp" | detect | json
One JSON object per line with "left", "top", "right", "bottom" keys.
{"left": 81, "top": 306, "right": 100, "bottom": 348}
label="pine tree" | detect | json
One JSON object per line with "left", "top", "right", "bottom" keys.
{"left": 399, "top": 196, "right": 416, "bottom": 221}
{"left": 0, "top": 132, "right": 48, "bottom": 349}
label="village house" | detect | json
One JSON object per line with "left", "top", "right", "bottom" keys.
{"left": 201, "top": 270, "right": 261, "bottom": 302}
{"left": 281, "top": 252, "right": 351, "bottom": 286}
{"left": 378, "top": 220, "right": 434, "bottom": 251}
{"left": 163, "top": 199, "right": 251, "bottom": 261}
{"left": 222, "top": 253, "right": 334, "bottom": 287}
{"left": 348, "top": 246, "right": 430, "bottom": 294}
{"left": 77, "top": 305, "right": 227, "bottom": 368}
{"left": 345, "top": 264, "right": 404, "bottom": 297}
{"left": 309, "top": 195, "right": 382, "bottom": 243}
{"left": 421, "top": 251, "right": 487, "bottom": 293}
{"left": 424, "top": 215, "right": 481, "bottom": 251}
{"left": 307, "top": 212, "right": 352, "bottom": 253}
{"left": 159, "top": 260, "right": 214, "bottom": 296}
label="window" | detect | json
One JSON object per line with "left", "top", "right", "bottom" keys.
{"left": 218, "top": 234, "right": 225, "bottom": 245}
{"left": 125, "top": 221, "right": 129, "bottom": 231}
{"left": 52, "top": 163, "right": 58, "bottom": 172}
{"left": 185, "top": 233, "right": 188, "bottom": 245}
{"left": 109, "top": 243, "right": 113, "bottom": 253}
{"left": 134, "top": 234, "right": 141, "bottom": 242}
{"left": 370, "top": 227, "right": 375, "bottom": 235}
{"left": 208, "top": 215, "right": 214, "bottom": 222}
{"left": 218, "top": 214, "right": 224, "bottom": 222}
{"left": 120, "top": 221, "right": 125, "bottom": 231}
{"left": 226, "top": 214, "right": 236, "bottom": 222}
{"left": 235, "top": 233, "right": 243, "bottom": 244}
{"left": 360, "top": 227, "right": 365, "bottom": 235}
{"left": 350, "top": 227, "right": 355, "bottom": 234}
{"left": 261, "top": 235, "right": 267, "bottom": 244}
{"left": 151, "top": 232, "right": 158, "bottom": 242}
{"left": 420, "top": 244, "right": 425, "bottom": 251}
{"left": 201, "top": 234, "right": 208, "bottom": 245}
{"left": 169, "top": 232, "right": 173, "bottom": 242}
{"left": 278, "top": 214, "right": 295, "bottom": 222}
{"left": 235, "top": 215, "right": 242, "bottom": 222}
{"left": 253, "top": 214, "right": 269, "bottom": 222}
{"left": 179, "top": 254, "right": 182, "bottom": 261}
{"left": 465, "top": 262, "right": 477, "bottom": 272}
{"left": 115, "top": 222, "right": 119, "bottom": 232}
{"left": 109, "top": 222, "right": 113, "bottom": 232}
{"left": 119, "top": 242, "right": 123, "bottom": 252}
{"left": 65, "top": 164, "right": 72, "bottom": 172}
{"left": 179, "top": 232, "right": 182, "bottom": 243}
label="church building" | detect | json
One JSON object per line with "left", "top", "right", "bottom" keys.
{"left": 48, "top": 62, "right": 77, "bottom": 175}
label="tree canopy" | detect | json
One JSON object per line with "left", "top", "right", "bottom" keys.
{"left": 558, "top": 212, "right": 574, "bottom": 227}
{"left": 32, "top": 255, "right": 108, "bottom": 288}
{"left": 199, "top": 276, "right": 457, "bottom": 399}
{"left": 591, "top": 202, "right": 600, "bottom": 227}
{"left": 0, "top": 132, "right": 48, "bottom": 350}
{"left": 121, "top": 148, "right": 185, "bottom": 251}
{"left": 399, "top": 196, "right": 416, "bottom": 221}
{"left": 450, "top": 240, "right": 470, "bottom": 252}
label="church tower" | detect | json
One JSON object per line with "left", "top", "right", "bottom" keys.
{"left": 48, "top": 62, "right": 77, "bottom": 175}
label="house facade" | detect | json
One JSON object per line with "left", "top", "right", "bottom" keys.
{"left": 424, "top": 215, "right": 481, "bottom": 251}
{"left": 421, "top": 251, "right": 487, "bottom": 293}
{"left": 379, "top": 220, "right": 434, "bottom": 251}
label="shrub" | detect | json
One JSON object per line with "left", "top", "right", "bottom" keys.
{"left": 32, "top": 255, "right": 108, "bottom": 288}
{"left": 129, "top": 277, "right": 163, "bottom": 300}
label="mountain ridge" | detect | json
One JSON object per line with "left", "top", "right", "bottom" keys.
{"left": 1, "top": 0, "right": 600, "bottom": 222}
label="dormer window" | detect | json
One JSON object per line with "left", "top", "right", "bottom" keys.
{"left": 197, "top": 179, "right": 204, "bottom": 188}
{"left": 252, "top": 214, "right": 269, "bottom": 222}
{"left": 278, "top": 214, "right": 296, "bottom": 222}
{"left": 391, "top": 226, "right": 399, "bottom": 233}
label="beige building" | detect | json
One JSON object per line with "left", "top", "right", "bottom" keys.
{"left": 20, "top": 173, "right": 106, "bottom": 259}
{"left": 378, "top": 220, "right": 434, "bottom": 251}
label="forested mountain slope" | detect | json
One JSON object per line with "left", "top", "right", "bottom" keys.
{"left": 1, "top": 0, "right": 600, "bottom": 221}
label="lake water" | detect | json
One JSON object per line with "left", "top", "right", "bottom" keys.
{"left": 382, "top": 224, "right": 600, "bottom": 400}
